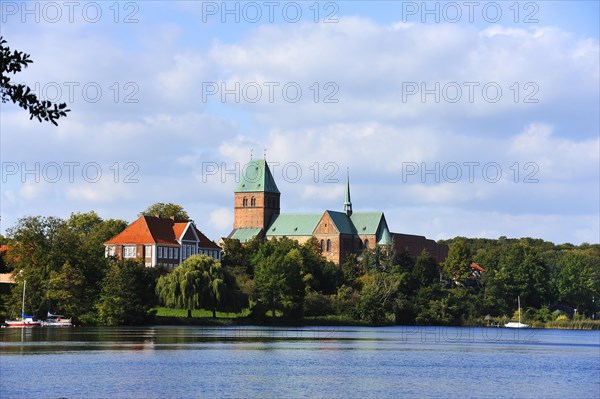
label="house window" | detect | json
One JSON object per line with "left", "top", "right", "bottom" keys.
{"left": 168, "top": 247, "right": 173, "bottom": 259}
{"left": 124, "top": 246, "right": 136, "bottom": 258}
{"left": 364, "top": 239, "right": 369, "bottom": 249}
{"left": 106, "top": 245, "right": 115, "bottom": 257}
{"left": 251, "top": 197, "right": 256, "bottom": 207}
{"left": 145, "top": 245, "right": 152, "bottom": 258}
{"left": 174, "top": 248, "right": 179, "bottom": 259}
{"left": 320, "top": 239, "right": 325, "bottom": 252}
{"left": 243, "top": 197, "right": 248, "bottom": 207}
{"left": 158, "top": 247, "right": 163, "bottom": 258}
{"left": 326, "top": 239, "right": 331, "bottom": 252}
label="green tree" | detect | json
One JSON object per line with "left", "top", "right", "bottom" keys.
{"left": 555, "top": 250, "right": 600, "bottom": 315}
{"left": 340, "top": 253, "right": 365, "bottom": 288}
{"left": 356, "top": 270, "right": 404, "bottom": 325}
{"left": 493, "top": 242, "right": 550, "bottom": 312}
{"left": 1, "top": 37, "right": 70, "bottom": 125}
{"left": 411, "top": 249, "right": 440, "bottom": 289}
{"left": 5, "top": 216, "right": 71, "bottom": 318}
{"left": 156, "top": 255, "right": 247, "bottom": 318}
{"left": 442, "top": 238, "right": 472, "bottom": 281}
{"left": 46, "top": 261, "right": 86, "bottom": 320}
{"left": 144, "top": 203, "right": 189, "bottom": 220}
{"left": 252, "top": 240, "right": 305, "bottom": 318}
{"left": 221, "top": 238, "right": 256, "bottom": 297}
{"left": 67, "top": 211, "right": 103, "bottom": 236}
{"left": 97, "top": 259, "right": 156, "bottom": 325}
{"left": 415, "top": 287, "right": 478, "bottom": 326}
{"left": 299, "top": 237, "right": 342, "bottom": 294}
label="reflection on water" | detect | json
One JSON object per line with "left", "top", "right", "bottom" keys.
{"left": 1, "top": 326, "right": 599, "bottom": 398}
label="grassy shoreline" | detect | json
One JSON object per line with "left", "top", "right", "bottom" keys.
{"left": 151, "top": 308, "right": 600, "bottom": 329}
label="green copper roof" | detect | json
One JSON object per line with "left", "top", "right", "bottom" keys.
{"left": 350, "top": 212, "right": 385, "bottom": 235}
{"left": 266, "top": 214, "right": 321, "bottom": 236}
{"left": 377, "top": 225, "right": 393, "bottom": 245}
{"left": 327, "top": 211, "right": 357, "bottom": 235}
{"left": 229, "top": 228, "right": 262, "bottom": 242}
{"left": 235, "top": 159, "right": 280, "bottom": 194}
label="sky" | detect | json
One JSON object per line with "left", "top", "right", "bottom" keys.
{"left": 1, "top": 0, "right": 599, "bottom": 245}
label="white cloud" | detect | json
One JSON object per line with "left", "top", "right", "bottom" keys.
{"left": 65, "top": 179, "right": 136, "bottom": 204}
{"left": 19, "top": 181, "right": 51, "bottom": 201}
{"left": 510, "top": 123, "right": 599, "bottom": 180}
{"left": 0, "top": 7, "right": 598, "bottom": 245}
{"left": 208, "top": 208, "right": 233, "bottom": 232}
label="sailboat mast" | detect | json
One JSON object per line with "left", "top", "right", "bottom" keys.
{"left": 518, "top": 295, "right": 521, "bottom": 324}
{"left": 22, "top": 280, "right": 26, "bottom": 316}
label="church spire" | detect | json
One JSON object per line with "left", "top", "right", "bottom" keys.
{"left": 344, "top": 168, "right": 352, "bottom": 216}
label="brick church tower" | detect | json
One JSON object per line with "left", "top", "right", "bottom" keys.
{"left": 233, "top": 159, "right": 280, "bottom": 232}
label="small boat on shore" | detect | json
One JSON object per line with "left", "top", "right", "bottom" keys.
{"left": 43, "top": 312, "right": 72, "bottom": 327}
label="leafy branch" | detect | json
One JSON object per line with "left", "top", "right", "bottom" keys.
{"left": 0, "top": 36, "right": 70, "bottom": 126}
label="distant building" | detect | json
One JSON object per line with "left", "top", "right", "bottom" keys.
{"left": 0, "top": 244, "right": 15, "bottom": 284}
{"left": 228, "top": 159, "right": 448, "bottom": 264}
{"left": 104, "top": 215, "right": 221, "bottom": 267}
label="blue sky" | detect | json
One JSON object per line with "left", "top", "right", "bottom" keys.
{"left": 1, "top": 1, "right": 599, "bottom": 244}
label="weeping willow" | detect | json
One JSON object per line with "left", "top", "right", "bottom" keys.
{"left": 156, "top": 255, "right": 248, "bottom": 318}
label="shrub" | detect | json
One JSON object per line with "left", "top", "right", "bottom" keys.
{"left": 303, "top": 291, "right": 335, "bottom": 317}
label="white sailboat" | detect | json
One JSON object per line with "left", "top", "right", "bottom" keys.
{"left": 505, "top": 296, "right": 528, "bottom": 328}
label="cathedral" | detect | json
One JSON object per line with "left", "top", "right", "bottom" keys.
{"left": 228, "top": 159, "right": 448, "bottom": 264}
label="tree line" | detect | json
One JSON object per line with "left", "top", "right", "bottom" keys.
{"left": 219, "top": 235, "right": 599, "bottom": 326}
{"left": 0, "top": 212, "right": 161, "bottom": 325}
{"left": 1, "top": 210, "right": 598, "bottom": 326}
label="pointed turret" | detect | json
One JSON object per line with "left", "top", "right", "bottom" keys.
{"left": 343, "top": 168, "right": 352, "bottom": 216}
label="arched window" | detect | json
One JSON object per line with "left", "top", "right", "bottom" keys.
{"left": 243, "top": 197, "right": 248, "bottom": 207}
{"left": 326, "top": 239, "right": 331, "bottom": 252}
{"left": 251, "top": 197, "right": 256, "bottom": 207}
{"left": 364, "top": 239, "right": 369, "bottom": 249}
{"left": 320, "top": 239, "right": 325, "bottom": 252}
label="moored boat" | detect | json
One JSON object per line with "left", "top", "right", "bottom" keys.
{"left": 43, "top": 312, "right": 72, "bottom": 327}
{"left": 5, "top": 313, "right": 42, "bottom": 327}
{"left": 505, "top": 296, "right": 528, "bottom": 329}
{"left": 4, "top": 280, "right": 42, "bottom": 328}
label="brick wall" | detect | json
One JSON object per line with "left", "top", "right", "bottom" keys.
{"left": 233, "top": 192, "right": 280, "bottom": 229}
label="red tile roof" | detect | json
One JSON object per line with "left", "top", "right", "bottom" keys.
{"left": 173, "top": 222, "right": 188, "bottom": 239}
{"left": 104, "top": 215, "right": 220, "bottom": 249}
{"left": 193, "top": 226, "right": 220, "bottom": 249}
{"left": 105, "top": 215, "right": 179, "bottom": 245}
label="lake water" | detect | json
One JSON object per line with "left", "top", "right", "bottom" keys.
{"left": 1, "top": 326, "right": 598, "bottom": 398}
